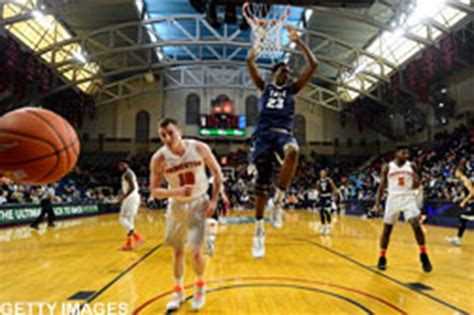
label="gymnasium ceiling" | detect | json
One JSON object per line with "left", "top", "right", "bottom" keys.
{"left": 0, "top": 0, "right": 473, "bottom": 112}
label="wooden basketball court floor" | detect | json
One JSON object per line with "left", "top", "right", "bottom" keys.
{"left": 0, "top": 210, "right": 473, "bottom": 314}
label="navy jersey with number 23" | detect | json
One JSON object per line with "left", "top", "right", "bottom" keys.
{"left": 254, "top": 83, "right": 295, "bottom": 134}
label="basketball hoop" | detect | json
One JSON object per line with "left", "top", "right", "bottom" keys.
{"left": 242, "top": 2, "right": 291, "bottom": 59}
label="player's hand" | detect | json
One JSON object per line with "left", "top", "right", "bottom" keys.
{"left": 286, "top": 25, "right": 300, "bottom": 43}
{"left": 373, "top": 203, "right": 382, "bottom": 215}
{"left": 460, "top": 199, "right": 467, "bottom": 208}
{"left": 205, "top": 200, "right": 218, "bottom": 218}
{"left": 175, "top": 185, "right": 193, "bottom": 197}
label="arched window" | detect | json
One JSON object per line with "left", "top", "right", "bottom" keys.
{"left": 245, "top": 95, "right": 258, "bottom": 127}
{"left": 294, "top": 115, "right": 306, "bottom": 145}
{"left": 135, "top": 110, "right": 150, "bottom": 143}
{"left": 186, "top": 93, "right": 201, "bottom": 125}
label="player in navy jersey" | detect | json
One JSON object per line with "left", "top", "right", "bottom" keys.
{"left": 246, "top": 25, "right": 318, "bottom": 258}
{"left": 316, "top": 169, "right": 338, "bottom": 235}
{"left": 446, "top": 160, "right": 473, "bottom": 247}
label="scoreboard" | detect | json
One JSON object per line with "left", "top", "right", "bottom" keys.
{"left": 199, "top": 114, "right": 247, "bottom": 137}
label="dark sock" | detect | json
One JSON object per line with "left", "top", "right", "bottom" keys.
{"left": 458, "top": 218, "right": 467, "bottom": 238}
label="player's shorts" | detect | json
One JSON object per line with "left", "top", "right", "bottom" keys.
{"left": 383, "top": 194, "right": 420, "bottom": 225}
{"left": 120, "top": 192, "right": 140, "bottom": 217}
{"left": 460, "top": 201, "right": 474, "bottom": 221}
{"left": 308, "top": 199, "right": 317, "bottom": 209}
{"left": 165, "top": 194, "right": 209, "bottom": 248}
{"left": 250, "top": 129, "right": 298, "bottom": 163}
{"left": 318, "top": 197, "right": 332, "bottom": 210}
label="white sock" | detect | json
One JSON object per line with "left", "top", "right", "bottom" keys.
{"left": 196, "top": 275, "right": 204, "bottom": 283}
{"left": 274, "top": 188, "right": 285, "bottom": 205}
{"left": 175, "top": 277, "right": 183, "bottom": 289}
{"left": 255, "top": 219, "right": 264, "bottom": 235}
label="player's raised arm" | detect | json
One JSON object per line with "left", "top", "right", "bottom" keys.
{"left": 287, "top": 25, "right": 318, "bottom": 94}
{"left": 246, "top": 47, "right": 265, "bottom": 91}
{"left": 118, "top": 172, "right": 134, "bottom": 203}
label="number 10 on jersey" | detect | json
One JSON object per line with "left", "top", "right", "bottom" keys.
{"left": 179, "top": 172, "right": 195, "bottom": 186}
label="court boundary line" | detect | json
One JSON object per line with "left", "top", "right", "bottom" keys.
{"left": 77, "top": 242, "right": 163, "bottom": 312}
{"left": 133, "top": 277, "right": 407, "bottom": 314}
{"left": 301, "top": 237, "right": 469, "bottom": 315}
{"left": 188, "top": 283, "right": 375, "bottom": 315}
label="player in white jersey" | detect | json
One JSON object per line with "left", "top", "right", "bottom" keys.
{"left": 374, "top": 145, "right": 432, "bottom": 272}
{"left": 150, "top": 118, "right": 222, "bottom": 312}
{"left": 117, "top": 161, "right": 143, "bottom": 251}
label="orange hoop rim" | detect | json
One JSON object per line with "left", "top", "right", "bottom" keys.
{"left": 242, "top": 2, "right": 291, "bottom": 27}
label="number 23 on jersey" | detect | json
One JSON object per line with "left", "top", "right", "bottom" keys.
{"left": 266, "top": 90, "right": 286, "bottom": 109}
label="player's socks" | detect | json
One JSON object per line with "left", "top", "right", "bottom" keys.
{"left": 274, "top": 188, "right": 285, "bottom": 206}
{"left": 121, "top": 237, "right": 134, "bottom": 251}
{"left": 268, "top": 198, "right": 283, "bottom": 229}
{"left": 191, "top": 280, "right": 206, "bottom": 310}
{"left": 131, "top": 231, "right": 144, "bottom": 246}
{"left": 252, "top": 219, "right": 265, "bottom": 258}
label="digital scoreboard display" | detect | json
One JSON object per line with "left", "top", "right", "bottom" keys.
{"left": 199, "top": 114, "right": 247, "bottom": 137}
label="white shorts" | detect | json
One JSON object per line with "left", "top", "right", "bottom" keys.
{"left": 165, "top": 194, "right": 209, "bottom": 248}
{"left": 384, "top": 195, "right": 420, "bottom": 225}
{"left": 120, "top": 192, "right": 140, "bottom": 217}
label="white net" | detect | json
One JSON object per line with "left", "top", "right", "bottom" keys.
{"left": 242, "top": 2, "right": 291, "bottom": 59}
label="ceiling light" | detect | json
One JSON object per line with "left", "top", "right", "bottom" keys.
{"left": 73, "top": 51, "right": 87, "bottom": 64}
{"left": 31, "top": 10, "right": 51, "bottom": 29}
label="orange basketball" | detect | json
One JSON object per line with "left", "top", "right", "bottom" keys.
{"left": 0, "top": 107, "right": 80, "bottom": 185}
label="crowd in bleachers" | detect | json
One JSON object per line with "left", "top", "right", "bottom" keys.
{"left": 0, "top": 167, "right": 117, "bottom": 206}
{"left": 350, "top": 126, "right": 472, "bottom": 203}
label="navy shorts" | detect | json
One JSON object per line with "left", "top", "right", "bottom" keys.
{"left": 250, "top": 130, "right": 298, "bottom": 163}
{"left": 318, "top": 197, "right": 332, "bottom": 210}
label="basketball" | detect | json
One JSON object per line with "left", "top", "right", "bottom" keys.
{"left": 0, "top": 107, "right": 80, "bottom": 185}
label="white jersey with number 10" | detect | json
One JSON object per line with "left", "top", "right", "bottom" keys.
{"left": 159, "top": 140, "right": 209, "bottom": 201}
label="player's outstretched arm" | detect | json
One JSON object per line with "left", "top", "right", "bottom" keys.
{"left": 287, "top": 25, "right": 318, "bottom": 94}
{"left": 246, "top": 47, "right": 265, "bottom": 91}
{"left": 119, "top": 172, "right": 136, "bottom": 202}
{"left": 197, "top": 142, "right": 223, "bottom": 217}
{"left": 374, "top": 164, "right": 389, "bottom": 214}
{"left": 457, "top": 171, "right": 473, "bottom": 208}
{"left": 330, "top": 179, "right": 339, "bottom": 199}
